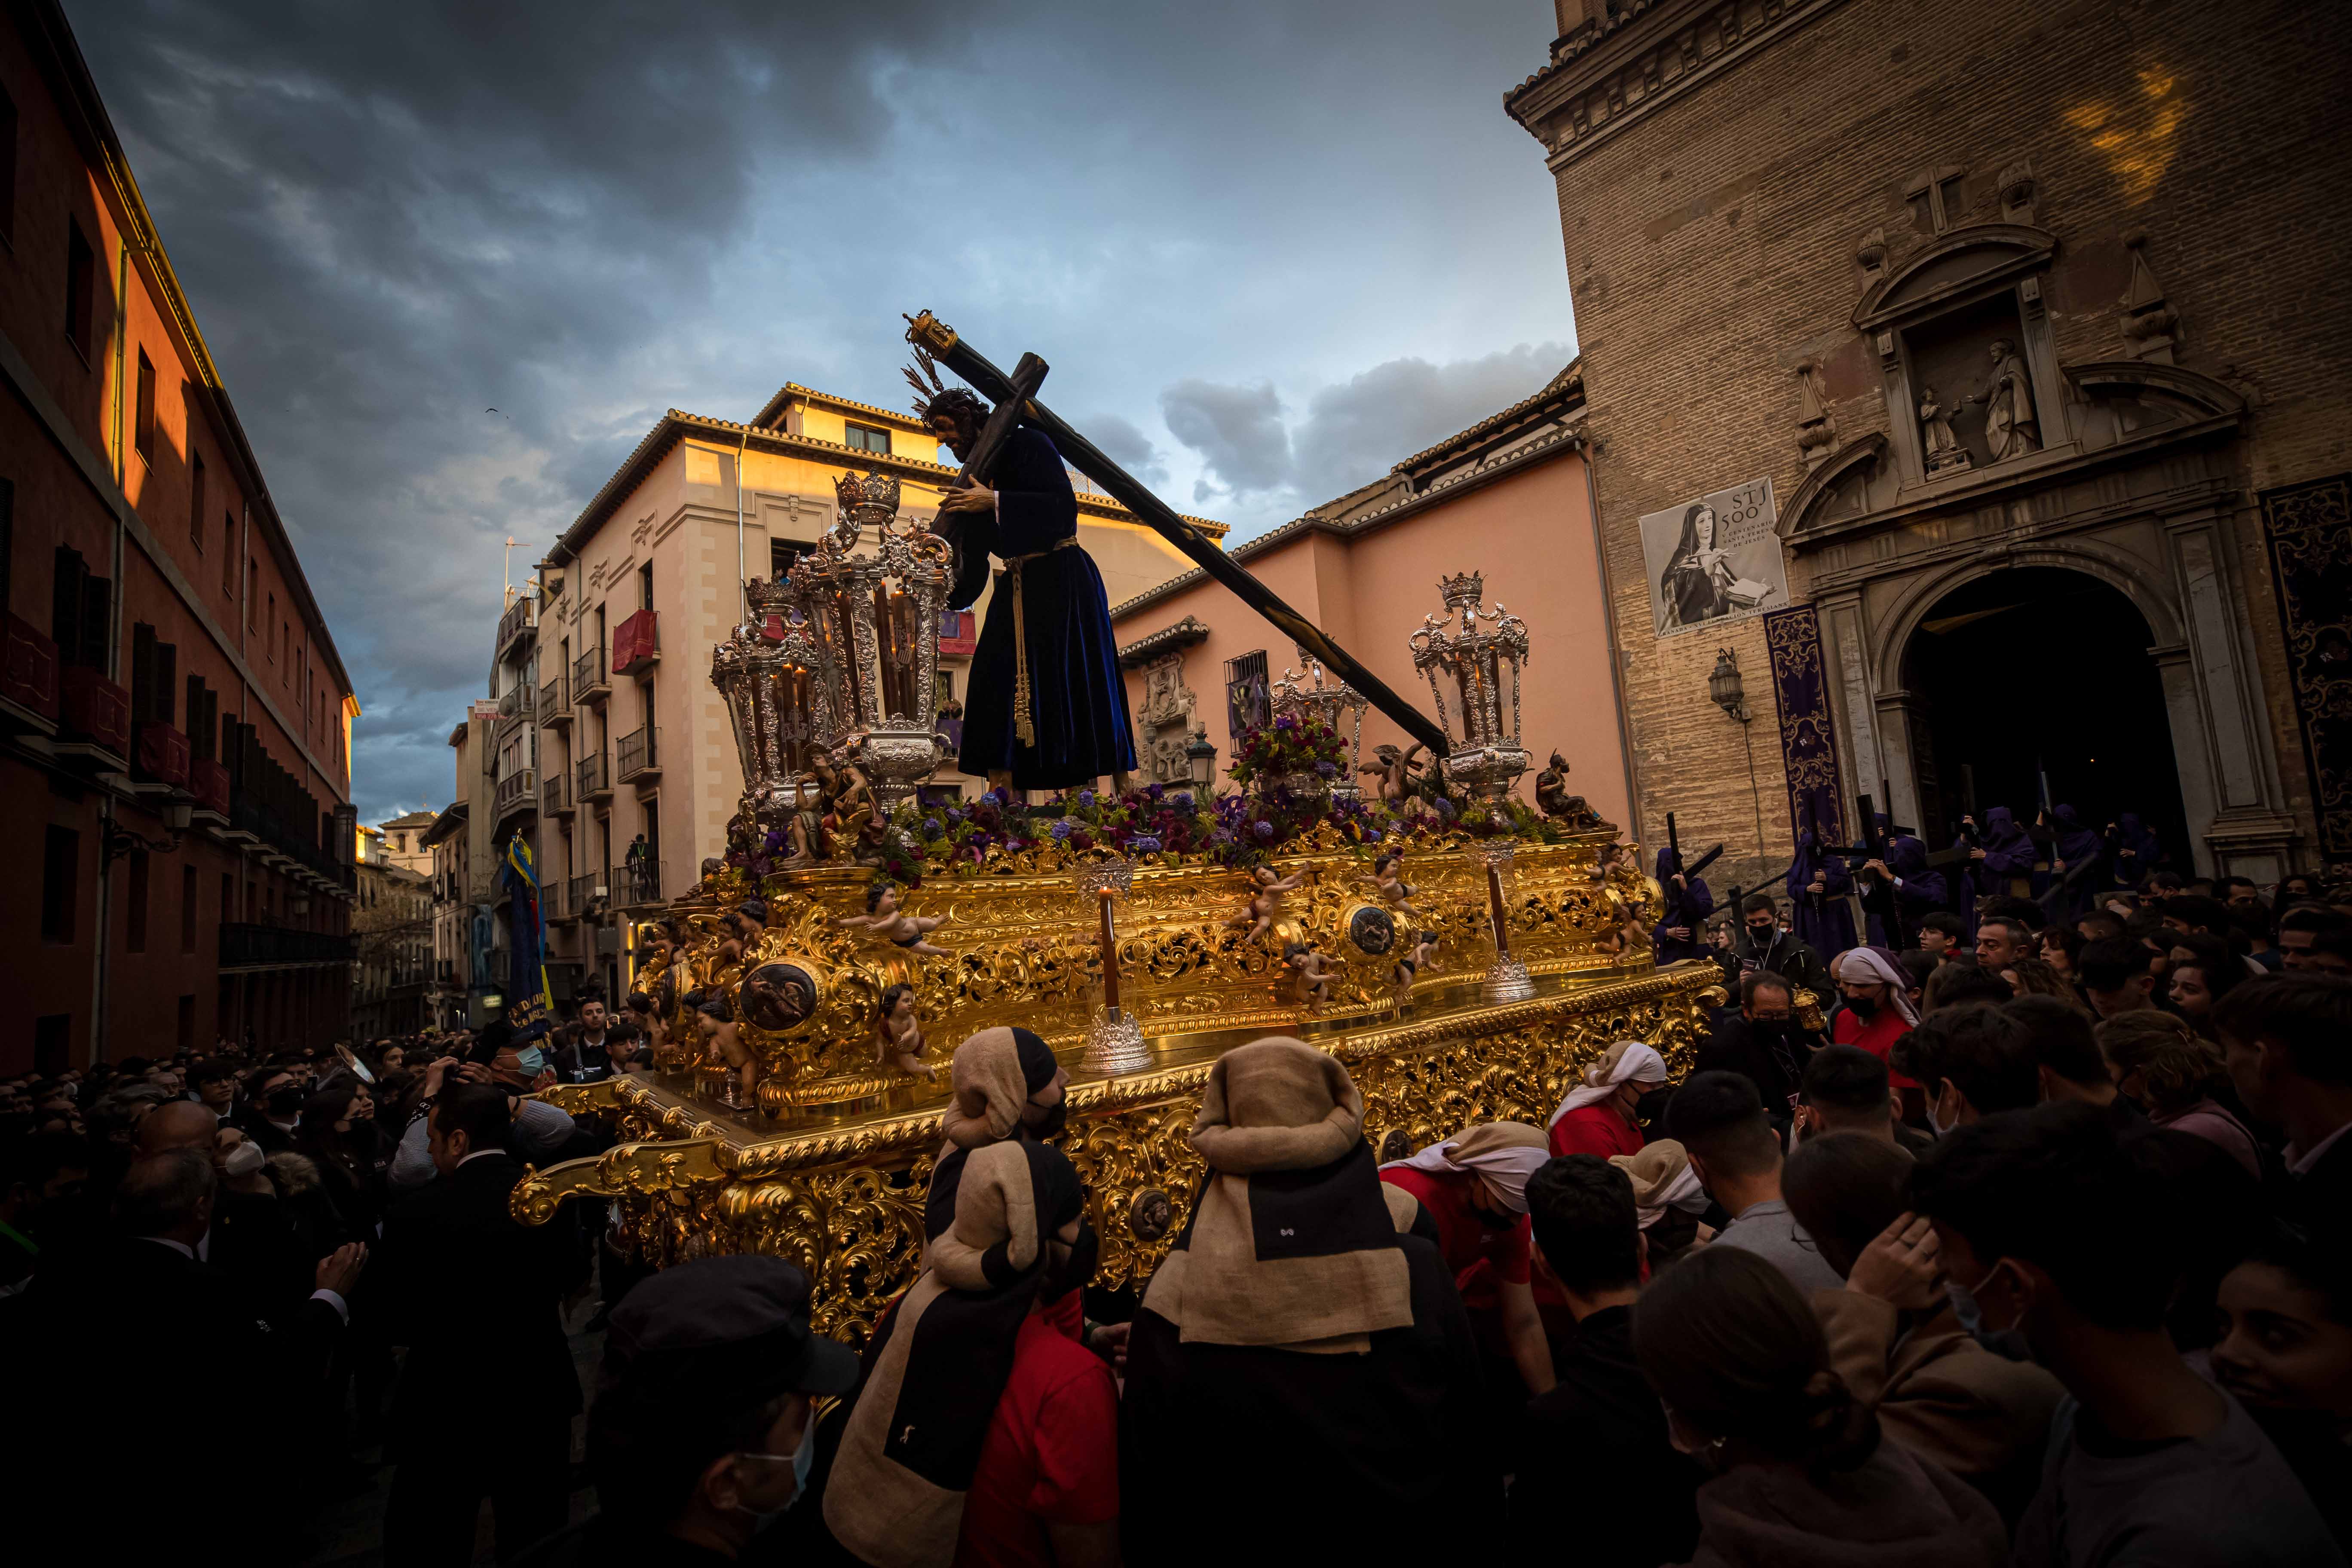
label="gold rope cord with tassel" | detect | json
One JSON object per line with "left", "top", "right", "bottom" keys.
{"left": 1003, "top": 539, "right": 1078, "bottom": 750}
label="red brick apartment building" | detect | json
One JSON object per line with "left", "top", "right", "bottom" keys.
{"left": 0, "top": 0, "right": 356, "bottom": 1073}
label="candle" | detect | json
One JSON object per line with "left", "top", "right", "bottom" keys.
{"left": 1487, "top": 863, "right": 1510, "bottom": 958}
{"left": 1098, "top": 888, "right": 1120, "bottom": 1013}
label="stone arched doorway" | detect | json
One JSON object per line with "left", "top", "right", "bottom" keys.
{"left": 1898, "top": 566, "right": 2189, "bottom": 860}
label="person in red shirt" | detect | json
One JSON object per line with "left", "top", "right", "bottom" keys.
{"left": 957, "top": 1305, "right": 1120, "bottom": 1568}
{"left": 1830, "top": 949, "right": 1922, "bottom": 1117}
{"left": 1381, "top": 1121, "right": 1556, "bottom": 1394}
{"left": 1547, "top": 1039, "right": 1667, "bottom": 1159}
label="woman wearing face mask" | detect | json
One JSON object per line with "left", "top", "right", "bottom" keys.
{"left": 2210, "top": 1225, "right": 2352, "bottom": 1549}
{"left": 1632, "top": 1244, "right": 2008, "bottom": 1566}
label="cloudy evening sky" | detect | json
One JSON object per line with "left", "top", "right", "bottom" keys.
{"left": 68, "top": 2, "right": 1578, "bottom": 823}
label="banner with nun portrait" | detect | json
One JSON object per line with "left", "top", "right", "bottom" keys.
{"left": 1638, "top": 478, "right": 1792, "bottom": 637}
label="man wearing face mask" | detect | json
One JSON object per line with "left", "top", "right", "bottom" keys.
{"left": 1890, "top": 1004, "right": 2040, "bottom": 1138}
{"left": 237, "top": 1066, "right": 304, "bottom": 1153}
{"left": 517, "top": 1255, "right": 858, "bottom": 1566}
{"left": 1730, "top": 892, "right": 1830, "bottom": 1008}
{"left": 1911, "top": 1105, "right": 2341, "bottom": 1568}
{"left": 1697, "top": 972, "right": 1822, "bottom": 1131}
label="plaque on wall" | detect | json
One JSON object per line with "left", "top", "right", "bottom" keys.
{"left": 1638, "top": 477, "right": 1792, "bottom": 637}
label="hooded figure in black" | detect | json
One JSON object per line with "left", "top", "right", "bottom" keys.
{"left": 1653, "top": 845, "right": 1716, "bottom": 966}
{"left": 1121, "top": 1037, "right": 1491, "bottom": 1564}
{"left": 915, "top": 375, "right": 1136, "bottom": 793}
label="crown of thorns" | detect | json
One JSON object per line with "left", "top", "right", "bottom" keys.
{"left": 904, "top": 348, "right": 986, "bottom": 425}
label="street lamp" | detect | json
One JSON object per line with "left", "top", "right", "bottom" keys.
{"left": 1706, "top": 648, "right": 1768, "bottom": 882}
{"left": 100, "top": 799, "right": 192, "bottom": 868}
{"left": 1708, "top": 647, "right": 1749, "bottom": 722}
{"left": 1185, "top": 726, "right": 1218, "bottom": 793}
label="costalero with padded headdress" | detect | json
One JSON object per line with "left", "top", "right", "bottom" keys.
{"left": 1140, "top": 1037, "right": 1413, "bottom": 1354}
{"left": 824, "top": 1134, "right": 1088, "bottom": 1568}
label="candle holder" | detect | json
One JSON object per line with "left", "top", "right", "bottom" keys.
{"left": 1078, "top": 858, "right": 1148, "bottom": 1075}
{"left": 1410, "top": 573, "right": 1531, "bottom": 802}
{"left": 1270, "top": 647, "right": 1370, "bottom": 805}
{"left": 1470, "top": 840, "right": 1536, "bottom": 1003}
{"left": 712, "top": 578, "right": 829, "bottom": 839}
{"left": 739, "top": 469, "right": 955, "bottom": 814}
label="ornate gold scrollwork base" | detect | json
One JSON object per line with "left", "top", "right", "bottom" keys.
{"left": 518, "top": 963, "right": 1721, "bottom": 1343}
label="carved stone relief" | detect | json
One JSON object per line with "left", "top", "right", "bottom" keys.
{"left": 1137, "top": 652, "right": 1199, "bottom": 785}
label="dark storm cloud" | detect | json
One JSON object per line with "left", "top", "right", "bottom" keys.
{"left": 1160, "top": 380, "right": 1291, "bottom": 499}
{"left": 64, "top": 1, "right": 1574, "bottom": 821}
{"left": 1164, "top": 343, "right": 1573, "bottom": 510}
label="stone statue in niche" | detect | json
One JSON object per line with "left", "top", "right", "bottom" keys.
{"left": 1918, "top": 386, "right": 1971, "bottom": 475}
{"left": 1137, "top": 651, "right": 1198, "bottom": 786}
{"left": 1959, "top": 339, "right": 2041, "bottom": 461}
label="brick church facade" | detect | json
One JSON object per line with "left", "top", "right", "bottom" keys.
{"left": 1507, "top": 0, "right": 2352, "bottom": 883}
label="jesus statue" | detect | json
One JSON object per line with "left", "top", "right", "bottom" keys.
{"left": 913, "top": 371, "right": 1137, "bottom": 795}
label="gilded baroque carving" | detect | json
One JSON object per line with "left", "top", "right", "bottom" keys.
{"left": 514, "top": 964, "right": 1720, "bottom": 1342}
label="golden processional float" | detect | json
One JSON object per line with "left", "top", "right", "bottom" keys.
{"left": 512, "top": 315, "right": 1727, "bottom": 1341}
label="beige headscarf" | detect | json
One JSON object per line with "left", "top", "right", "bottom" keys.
{"left": 1547, "top": 1040, "right": 1668, "bottom": 1127}
{"left": 1380, "top": 1121, "right": 1553, "bottom": 1213}
{"left": 1141, "top": 1037, "right": 1413, "bottom": 1354}
{"left": 827, "top": 1135, "right": 1086, "bottom": 1568}
{"left": 940, "top": 1025, "right": 1057, "bottom": 1152}
{"left": 1608, "top": 1138, "right": 1709, "bottom": 1229}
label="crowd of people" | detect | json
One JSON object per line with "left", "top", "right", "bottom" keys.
{"left": 3, "top": 848, "right": 2351, "bottom": 1567}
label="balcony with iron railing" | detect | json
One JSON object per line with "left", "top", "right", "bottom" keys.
{"left": 492, "top": 765, "right": 537, "bottom": 823}
{"left": 540, "top": 674, "right": 571, "bottom": 729}
{"left": 619, "top": 858, "right": 662, "bottom": 906}
{"left": 573, "top": 645, "right": 610, "bottom": 706}
{"left": 576, "top": 750, "right": 612, "bottom": 802}
{"left": 617, "top": 724, "right": 660, "bottom": 784}
{"left": 496, "top": 681, "right": 536, "bottom": 726}
{"left": 569, "top": 870, "right": 607, "bottom": 918}
{"left": 496, "top": 594, "right": 538, "bottom": 661}
{"left": 542, "top": 769, "right": 572, "bottom": 817}
{"left": 220, "top": 923, "right": 358, "bottom": 971}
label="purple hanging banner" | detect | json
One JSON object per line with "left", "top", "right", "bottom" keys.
{"left": 1764, "top": 603, "right": 1847, "bottom": 846}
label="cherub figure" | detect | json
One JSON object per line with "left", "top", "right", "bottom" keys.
{"left": 1391, "top": 928, "right": 1440, "bottom": 1011}
{"left": 836, "top": 882, "right": 949, "bottom": 956}
{"left": 1231, "top": 863, "right": 1308, "bottom": 944}
{"left": 1372, "top": 851, "right": 1415, "bottom": 915}
{"left": 1285, "top": 940, "right": 1337, "bottom": 1007}
{"left": 873, "top": 983, "right": 935, "bottom": 1079}
{"left": 1358, "top": 741, "right": 1427, "bottom": 809}
{"left": 691, "top": 988, "right": 757, "bottom": 1107}
{"left": 716, "top": 897, "right": 766, "bottom": 971}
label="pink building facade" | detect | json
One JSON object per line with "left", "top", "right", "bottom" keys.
{"left": 1111, "top": 364, "right": 1636, "bottom": 831}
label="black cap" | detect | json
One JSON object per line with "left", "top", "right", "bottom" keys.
{"left": 602, "top": 1256, "right": 859, "bottom": 1408}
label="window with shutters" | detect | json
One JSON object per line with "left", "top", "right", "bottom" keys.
{"left": 52, "top": 547, "right": 111, "bottom": 670}
{"left": 65, "top": 221, "right": 95, "bottom": 362}
{"left": 135, "top": 352, "right": 156, "bottom": 464}
{"left": 129, "top": 624, "right": 176, "bottom": 726}
{"left": 190, "top": 453, "right": 206, "bottom": 552}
